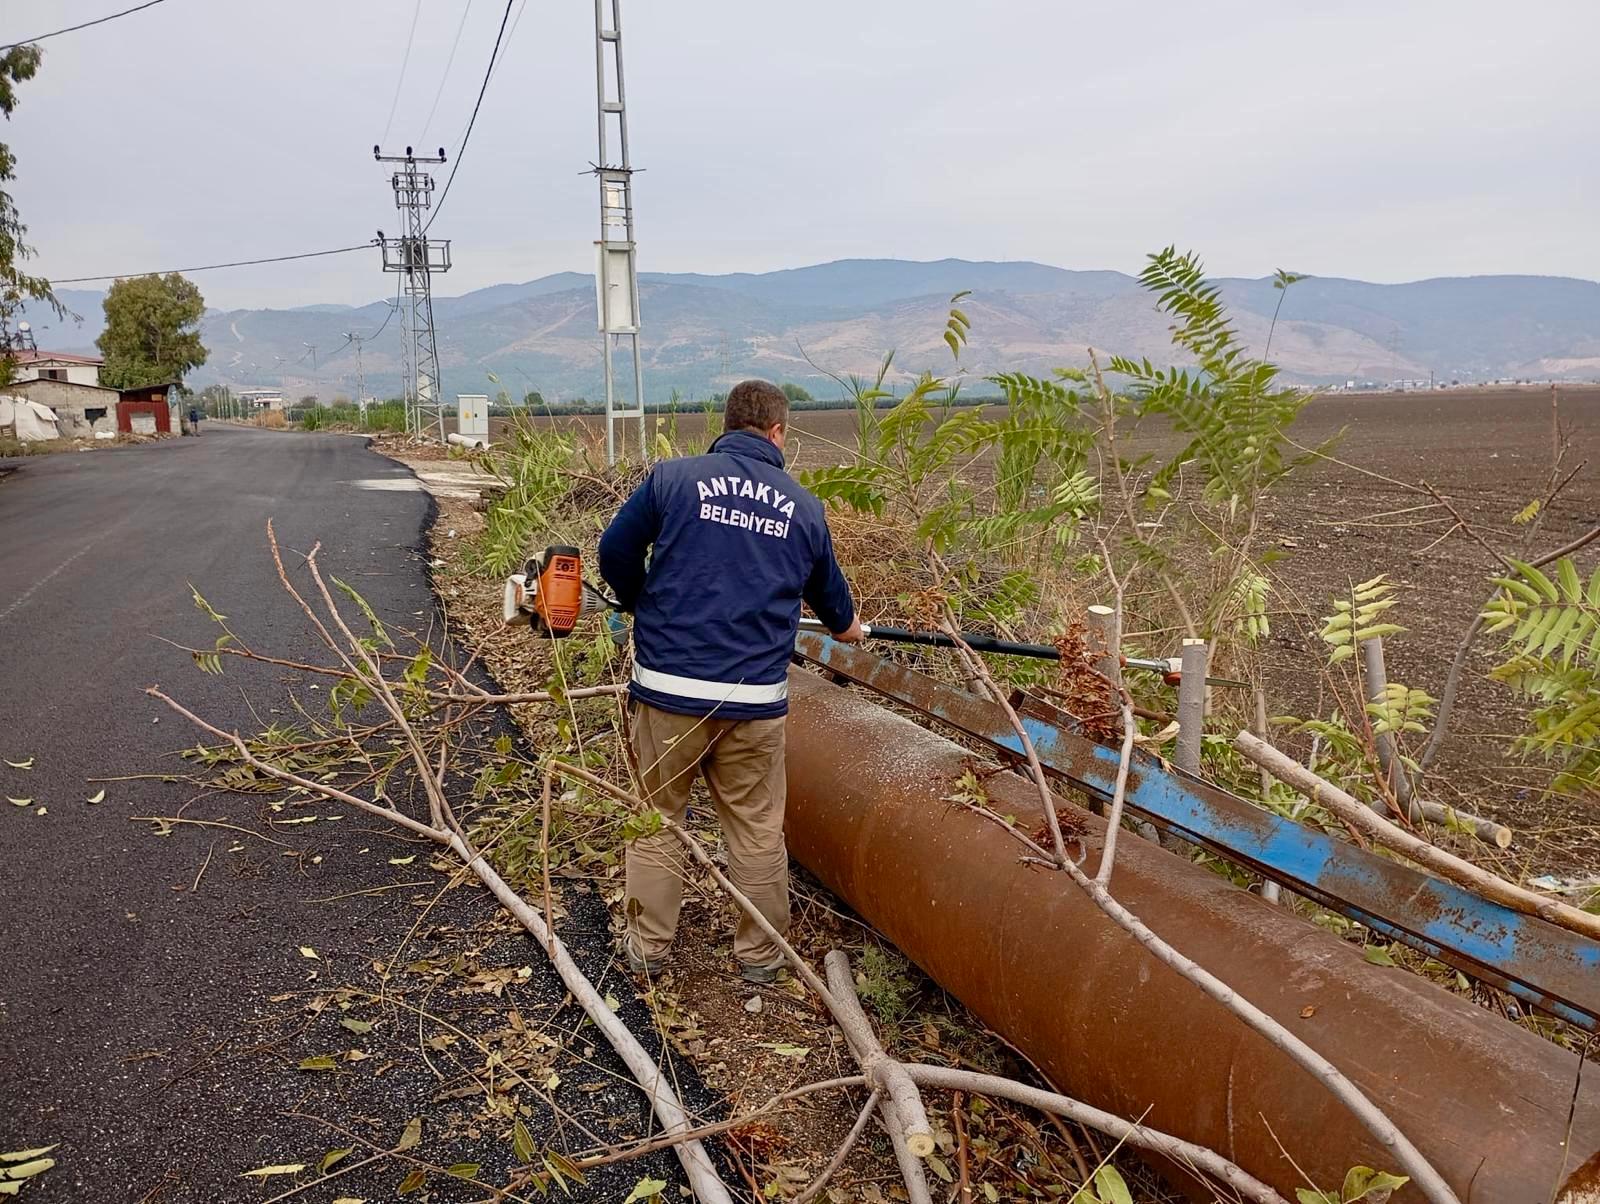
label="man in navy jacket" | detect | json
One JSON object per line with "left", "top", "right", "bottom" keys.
{"left": 599, "top": 379, "right": 862, "bottom": 981}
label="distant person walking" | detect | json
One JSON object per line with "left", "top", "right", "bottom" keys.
{"left": 188, "top": 406, "right": 201, "bottom": 436}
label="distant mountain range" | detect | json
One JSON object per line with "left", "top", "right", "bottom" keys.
{"left": 32, "top": 259, "right": 1600, "bottom": 401}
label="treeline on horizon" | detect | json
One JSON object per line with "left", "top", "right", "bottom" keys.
{"left": 275, "top": 383, "right": 1005, "bottom": 420}
{"left": 488, "top": 394, "right": 1004, "bottom": 418}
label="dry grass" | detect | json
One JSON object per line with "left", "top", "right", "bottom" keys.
{"left": 0, "top": 435, "right": 76, "bottom": 457}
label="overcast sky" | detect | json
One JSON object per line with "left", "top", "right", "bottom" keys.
{"left": 7, "top": 0, "right": 1599, "bottom": 310}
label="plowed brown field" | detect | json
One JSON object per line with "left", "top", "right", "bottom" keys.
{"left": 497, "top": 385, "right": 1600, "bottom": 871}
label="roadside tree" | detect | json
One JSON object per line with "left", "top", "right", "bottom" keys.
{"left": 1, "top": 45, "right": 62, "bottom": 386}
{"left": 97, "top": 273, "right": 208, "bottom": 389}
{"left": 196, "top": 383, "right": 233, "bottom": 417}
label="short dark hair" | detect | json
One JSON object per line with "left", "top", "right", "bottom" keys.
{"left": 723, "top": 379, "right": 788, "bottom": 434}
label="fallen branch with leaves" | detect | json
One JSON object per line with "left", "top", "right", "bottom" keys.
{"left": 151, "top": 523, "right": 1304, "bottom": 1204}
{"left": 150, "top": 521, "right": 732, "bottom": 1204}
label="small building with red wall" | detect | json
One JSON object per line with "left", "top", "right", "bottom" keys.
{"left": 116, "top": 383, "right": 179, "bottom": 435}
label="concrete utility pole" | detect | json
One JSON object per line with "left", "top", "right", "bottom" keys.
{"left": 343, "top": 331, "right": 368, "bottom": 419}
{"left": 592, "top": 0, "right": 646, "bottom": 465}
{"left": 397, "top": 282, "right": 416, "bottom": 424}
{"left": 375, "top": 145, "right": 452, "bottom": 442}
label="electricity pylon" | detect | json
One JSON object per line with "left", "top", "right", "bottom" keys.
{"left": 375, "top": 145, "right": 451, "bottom": 441}
{"left": 592, "top": 0, "right": 645, "bottom": 465}
{"left": 342, "top": 330, "right": 368, "bottom": 418}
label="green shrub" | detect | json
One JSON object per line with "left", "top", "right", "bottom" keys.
{"left": 468, "top": 415, "right": 580, "bottom": 579}
{"left": 1483, "top": 557, "right": 1600, "bottom": 793}
{"left": 362, "top": 402, "right": 408, "bottom": 433}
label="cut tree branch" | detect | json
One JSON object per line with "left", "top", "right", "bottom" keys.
{"left": 544, "top": 761, "right": 1282, "bottom": 1204}
{"left": 1237, "top": 731, "right": 1600, "bottom": 943}
{"left": 160, "top": 525, "right": 1400, "bottom": 1204}
{"left": 793, "top": 1089, "right": 881, "bottom": 1204}
{"left": 887, "top": 615, "right": 1458, "bottom": 1201}
{"left": 907, "top": 1065, "right": 1286, "bottom": 1204}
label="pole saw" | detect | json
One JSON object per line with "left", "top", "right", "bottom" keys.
{"left": 796, "top": 619, "right": 1247, "bottom": 687}
{"left": 500, "top": 546, "right": 1245, "bottom": 687}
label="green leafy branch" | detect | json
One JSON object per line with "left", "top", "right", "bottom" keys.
{"left": 943, "top": 290, "right": 972, "bottom": 361}
{"left": 1319, "top": 575, "right": 1404, "bottom": 666}
{"left": 1367, "top": 683, "right": 1437, "bottom": 740}
{"left": 1108, "top": 247, "right": 1319, "bottom": 519}
{"left": 1482, "top": 557, "right": 1600, "bottom": 791}
{"left": 469, "top": 419, "right": 581, "bottom": 579}
{"left": 188, "top": 584, "right": 241, "bottom": 676}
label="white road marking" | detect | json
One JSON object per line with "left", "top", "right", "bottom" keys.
{"left": 0, "top": 519, "right": 128, "bottom": 623}
{"left": 351, "top": 475, "right": 487, "bottom": 500}
{"left": 423, "top": 486, "right": 485, "bottom": 499}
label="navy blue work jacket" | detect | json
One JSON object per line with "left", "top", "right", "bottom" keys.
{"left": 597, "top": 429, "right": 855, "bottom": 719}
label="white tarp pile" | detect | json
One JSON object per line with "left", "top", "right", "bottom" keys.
{"left": 0, "top": 394, "right": 62, "bottom": 443}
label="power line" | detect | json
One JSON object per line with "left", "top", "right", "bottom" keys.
{"left": 444, "top": 0, "right": 526, "bottom": 148}
{"left": 50, "top": 242, "right": 375, "bottom": 284}
{"left": 378, "top": 289, "right": 402, "bottom": 337}
{"left": 323, "top": 278, "right": 402, "bottom": 368}
{"left": 380, "top": 0, "right": 427, "bottom": 145}
{"left": 421, "top": 0, "right": 476, "bottom": 140}
{"left": 1, "top": 0, "right": 172, "bottom": 51}
{"left": 366, "top": 278, "right": 404, "bottom": 341}
{"left": 483, "top": 0, "right": 529, "bottom": 91}
{"left": 423, "top": 0, "right": 515, "bottom": 233}
{"left": 436, "top": 0, "right": 524, "bottom": 155}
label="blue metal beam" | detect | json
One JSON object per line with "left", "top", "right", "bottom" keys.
{"left": 795, "top": 632, "right": 1600, "bottom": 1030}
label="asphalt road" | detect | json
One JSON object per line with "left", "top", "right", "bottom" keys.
{"left": 0, "top": 428, "right": 464, "bottom": 1198}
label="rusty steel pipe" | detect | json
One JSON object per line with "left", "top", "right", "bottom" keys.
{"left": 782, "top": 669, "right": 1600, "bottom": 1202}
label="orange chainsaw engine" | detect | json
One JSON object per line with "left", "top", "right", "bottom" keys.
{"left": 503, "top": 545, "right": 585, "bottom": 638}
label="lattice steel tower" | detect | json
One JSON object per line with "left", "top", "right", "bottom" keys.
{"left": 592, "top": 0, "right": 646, "bottom": 464}
{"left": 375, "top": 145, "right": 452, "bottom": 441}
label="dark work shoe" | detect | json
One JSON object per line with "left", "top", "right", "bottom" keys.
{"left": 740, "top": 960, "right": 785, "bottom": 985}
{"left": 623, "top": 941, "right": 665, "bottom": 976}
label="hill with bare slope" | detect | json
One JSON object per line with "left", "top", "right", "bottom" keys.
{"left": 30, "top": 260, "right": 1600, "bottom": 400}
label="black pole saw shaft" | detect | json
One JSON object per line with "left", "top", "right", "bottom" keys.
{"left": 796, "top": 617, "right": 1060, "bottom": 660}
{"left": 795, "top": 617, "right": 1250, "bottom": 687}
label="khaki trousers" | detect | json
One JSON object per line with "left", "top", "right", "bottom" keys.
{"left": 625, "top": 701, "right": 789, "bottom": 966}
